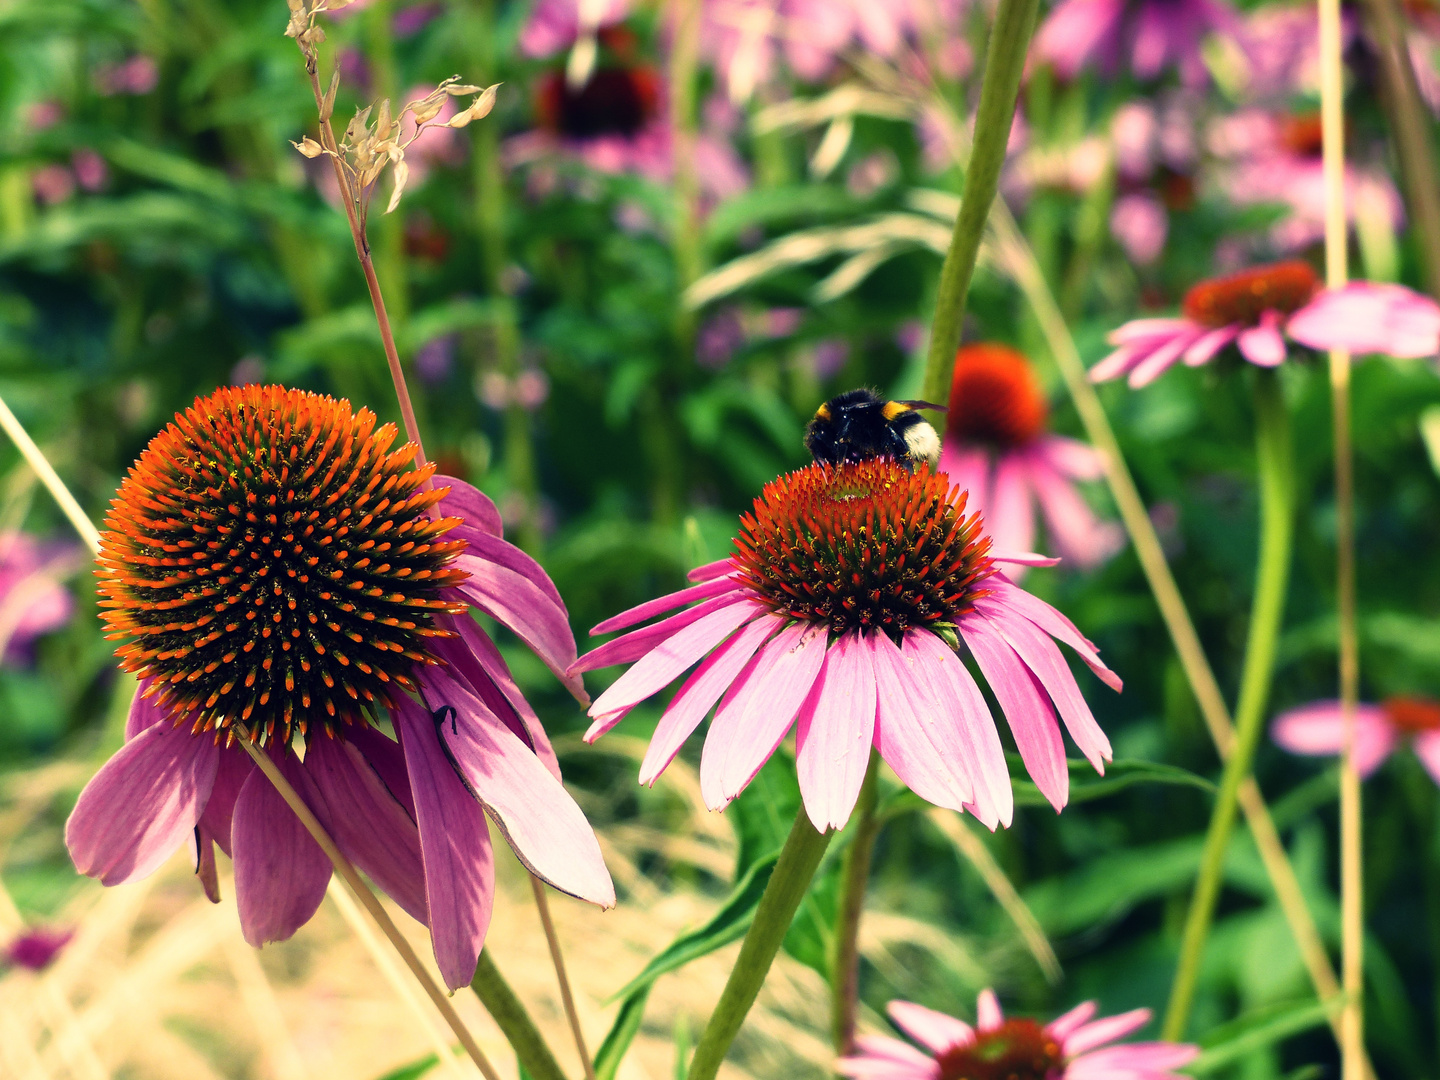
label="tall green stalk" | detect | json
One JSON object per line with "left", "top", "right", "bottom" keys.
{"left": 1163, "top": 370, "right": 1296, "bottom": 1040}
{"left": 687, "top": 810, "right": 833, "bottom": 1080}
{"left": 831, "top": 754, "right": 881, "bottom": 1055}
{"left": 920, "top": 0, "right": 1040, "bottom": 406}
{"left": 472, "top": 949, "right": 570, "bottom": 1080}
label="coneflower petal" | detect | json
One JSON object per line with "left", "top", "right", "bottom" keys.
{"left": 870, "top": 632, "right": 974, "bottom": 813}
{"left": 232, "top": 754, "right": 331, "bottom": 946}
{"left": 347, "top": 724, "right": 416, "bottom": 819}
{"left": 199, "top": 748, "right": 254, "bottom": 859}
{"left": 435, "top": 474, "right": 504, "bottom": 539}
{"left": 1047, "top": 1000, "right": 1099, "bottom": 1041}
{"left": 937, "top": 443, "right": 991, "bottom": 510}
{"left": 570, "top": 593, "right": 748, "bottom": 674}
{"left": 986, "top": 455, "right": 1035, "bottom": 559}
{"left": 591, "top": 574, "right": 742, "bottom": 636}
{"left": 1025, "top": 451, "right": 1124, "bottom": 569}
{"left": 687, "top": 558, "right": 736, "bottom": 583}
{"left": 796, "top": 632, "right": 877, "bottom": 832}
{"left": 985, "top": 577, "right": 1122, "bottom": 691}
{"left": 1062, "top": 1008, "right": 1153, "bottom": 1057}
{"left": 886, "top": 1000, "right": 975, "bottom": 1055}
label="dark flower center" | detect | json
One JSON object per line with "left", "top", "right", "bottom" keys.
{"left": 1182, "top": 260, "right": 1320, "bottom": 328}
{"left": 934, "top": 1019, "right": 1066, "bottom": 1080}
{"left": 1279, "top": 112, "right": 1325, "bottom": 158}
{"left": 537, "top": 66, "right": 659, "bottom": 140}
{"left": 947, "top": 343, "right": 1048, "bottom": 448}
{"left": 731, "top": 459, "right": 993, "bottom": 642}
{"left": 97, "top": 385, "right": 468, "bottom": 744}
{"left": 1382, "top": 696, "right": 1440, "bottom": 734}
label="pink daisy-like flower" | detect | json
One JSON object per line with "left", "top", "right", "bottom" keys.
{"left": 1032, "top": 0, "right": 1242, "bottom": 89}
{"left": 0, "top": 531, "right": 81, "bottom": 664}
{"left": 940, "top": 344, "right": 1123, "bottom": 575}
{"left": 65, "top": 386, "right": 612, "bottom": 991}
{"left": 837, "top": 991, "right": 1197, "bottom": 1080}
{"left": 570, "top": 456, "right": 1123, "bottom": 833}
{"left": 1272, "top": 696, "right": 1440, "bottom": 783}
{"left": 1092, "top": 260, "right": 1440, "bottom": 387}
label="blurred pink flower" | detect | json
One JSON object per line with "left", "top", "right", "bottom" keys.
{"left": 837, "top": 992, "right": 1196, "bottom": 1080}
{"left": 1273, "top": 697, "right": 1440, "bottom": 783}
{"left": 1111, "top": 191, "right": 1169, "bottom": 264}
{"left": 941, "top": 344, "right": 1123, "bottom": 575}
{"left": 94, "top": 56, "right": 159, "bottom": 96}
{"left": 519, "top": 0, "right": 633, "bottom": 57}
{"left": 1033, "top": 0, "right": 1241, "bottom": 88}
{"left": 1093, "top": 261, "right": 1440, "bottom": 387}
{"left": 0, "top": 532, "right": 79, "bottom": 662}
{"left": 72, "top": 149, "right": 108, "bottom": 191}
{"left": 26, "top": 101, "right": 64, "bottom": 131}
{"left": 32, "top": 165, "right": 75, "bottom": 205}
{"left": 1238, "top": 3, "right": 1353, "bottom": 100}
{"left": 3, "top": 927, "right": 73, "bottom": 972}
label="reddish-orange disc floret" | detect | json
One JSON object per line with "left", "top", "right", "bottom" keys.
{"left": 1382, "top": 696, "right": 1440, "bottom": 734}
{"left": 933, "top": 1018, "right": 1065, "bottom": 1080}
{"left": 96, "top": 385, "right": 469, "bottom": 744}
{"left": 732, "top": 459, "right": 993, "bottom": 642}
{"left": 947, "top": 343, "right": 1048, "bottom": 448}
{"left": 1182, "top": 260, "right": 1321, "bottom": 329}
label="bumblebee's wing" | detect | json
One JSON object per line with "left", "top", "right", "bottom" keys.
{"left": 893, "top": 399, "right": 947, "bottom": 413}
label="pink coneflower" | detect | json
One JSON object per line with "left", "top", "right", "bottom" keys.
{"left": 940, "top": 345, "right": 1122, "bottom": 573}
{"left": 3, "top": 927, "right": 74, "bottom": 972}
{"left": 1273, "top": 696, "right": 1440, "bottom": 782}
{"left": 0, "top": 531, "right": 80, "bottom": 663}
{"left": 1091, "top": 260, "right": 1440, "bottom": 387}
{"left": 1032, "top": 0, "right": 1241, "bottom": 89}
{"left": 570, "top": 456, "right": 1123, "bottom": 832}
{"left": 837, "top": 992, "right": 1197, "bottom": 1080}
{"left": 65, "top": 386, "right": 612, "bottom": 990}
{"left": 1107, "top": 96, "right": 1200, "bottom": 265}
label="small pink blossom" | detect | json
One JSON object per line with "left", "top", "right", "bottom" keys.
{"left": 94, "top": 56, "right": 159, "bottom": 97}
{"left": 1033, "top": 0, "right": 1242, "bottom": 89}
{"left": 3, "top": 927, "right": 74, "bottom": 972}
{"left": 1273, "top": 697, "right": 1440, "bottom": 783}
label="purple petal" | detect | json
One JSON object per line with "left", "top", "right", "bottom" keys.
{"left": 796, "top": 632, "right": 878, "bottom": 832}
{"left": 66, "top": 720, "right": 219, "bottom": 886}
{"left": 305, "top": 733, "right": 428, "bottom": 925}
{"left": 637, "top": 613, "right": 781, "bottom": 785}
{"left": 938, "top": 444, "right": 991, "bottom": 510}
{"left": 460, "top": 527, "right": 566, "bottom": 611}
{"left": 126, "top": 680, "right": 171, "bottom": 738}
{"left": 1270, "top": 700, "right": 1395, "bottom": 777}
{"left": 231, "top": 753, "right": 332, "bottom": 946}
{"left": 194, "top": 827, "right": 221, "bottom": 903}
{"left": 984, "top": 577, "right": 1122, "bottom": 691}
{"left": 959, "top": 615, "right": 1069, "bottom": 811}
{"left": 986, "top": 454, "right": 1035, "bottom": 559}
{"left": 424, "top": 668, "right": 615, "bottom": 909}
{"left": 591, "top": 575, "right": 744, "bottom": 635}
{"left": 436, "top": 474, "right": 503, "bottom": 538}
{"left": 991, "top": 552, "right": 1062, "bottom": 567}
{"left": 198, "top": 746, "right": 254, "bottom": 858}
{"left": 1038, "top": 435, "right": 1104, "bottom": 481}
{"left": 347, "top": 724, "right": 417, "bottom": 819}
{"left": 886, "top": 1000, "right": 973, "bottom": 1055}
{"left": 393, "top": 695, "right": 495, "bottom": 990}
{"left": 1025, "top": 454, "right": 1124, "bottom": 569}
{"left": 868, "top": 631, "right": 973, "bottom": 812}
{"left": 571, "top": 593, "right": 751, "bottom": 674}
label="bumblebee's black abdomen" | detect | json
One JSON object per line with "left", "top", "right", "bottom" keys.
{"left": 804, "top": 388, "right": 939, "bottom": 471}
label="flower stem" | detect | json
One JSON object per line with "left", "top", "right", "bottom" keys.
{"left": 1162, "top": 370, "right": 1295, "bottom": 1040}
{"left": 831, "top": 753, "right": 880, "bottom": 1055}
{"left": 471, "top": 949, "right": 571, "bottom": 1080}
{"left": 239, "top": 740, "right": 501, "bottom": 1080}
{"left": 0, "top": 392, "right": 100, "bottom": 555}
{"left": 686, "top": 809, "right": 832, "bottom": 1080}
{"left": 530, "top": 876, "right": 596, "bottom": 1080}
{"left": 1318, "top": 0, "right": 1365, "bottom": 1067}
{"left": 920, "top": 0, "right": 1040, "bottom": 407}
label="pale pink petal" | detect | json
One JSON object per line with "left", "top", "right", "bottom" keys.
{"left": 1237, "top": 311, "right": 1287, "bottom": 366}
{"left": 589, "top": 599, "right": 766, "bottom": 719}
{"left": 637, "top": 614, "right": 782, "bottom": 784}
{"left": 67, "top": 721, "right": 219, "bottom": 886}
{"left": 975, "top": 989, "right": 1003, "bottom": 1031}
{"left": 796, "top": 631, "right": 878, "bottom": 831}
{"left": 393, "top": 695, "right": 495, "bottom": 990}
{"left": 1039, "top": 436, "right": 1105, "bottom": 481}
{"left": 231, "top": 754, "right": 332, "bottom": 946}
{"left": 904, "top": 631, "right": 1013, "bottom": 829}
{"left": 591, "top": 575, "right": 743, "bottom": 635}
{"left": 1046, "top": 1000, "right": 1098, "bottom": 1040}
{"left": 1107, "top": 318, "right": 1195, "bottom": 345}
{"left": 1026, "top": 452, "right": 1123, "bottom": 568}
{"left": 435, "top": 474, "right": 503, "bottom": 538}
{"left": 1413, "top": 730, "right": 1440, "bottom": 787}
{"left": 305, "top": 734, "right": 428, "bottom": 925}
{"left": 887, "top": 1000, "right": 974, "bottom": 1055}
{"left": 1067, "top": 1042, "right": 1198, "bottom": 1075}
{"left": 869, "top": 631, "right": 974, "bottom": 812}
{"left": 571, "top": 593, "right": 751, "bottom": 674}
{"left": 852, "top": 1034, "right": 940, "bottom": 1067}
{"left": 1063, "top": 1007, "right": 1152, "bottom": 1056}
{"left": 1287, "top": 282, "right": 1440, "bottom": 358}
{"left": 1270, "top": 701, "right": 1395, "bottom": 777}
{"left": 986, "top": 454, "right": 1035, "bottom": 559}
{"left": 1182, "top": 324, "right": 1240, "bottom": 366}
{"left": 837, "top": 1033, "right": 938, "bottom": 1080}
{"left": 1034, "top": 0, "right": 1126, "bottom": 78}
{"left": 938, "top": 444, "right": 991, "bottom": 510}
{"left": 1089, "top": 343, "right": 1146, "bottom": 384}
{"left": 984, "top": 577, "right": 1122, "bottom": 691}
{"left": 1129, "top": 328, "right": 1206, "bottom": 387}
{"left": 688, "top": 558, "right": 736, "bottom": 582}
{"left": 425, "top": 668, "right": 615, "bottom": 908}
{"left": 991, "top": 552, "right": 1061, "bottom": 567}
{"left": 959, "top": 615, "right": 1069, "bottom": 810}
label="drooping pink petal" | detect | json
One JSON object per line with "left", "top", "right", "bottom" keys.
{"left": 199, "top": 746, "right": 254, "bottom": 858}
{"left": 1287, "top": 281, "right": 1440, "bottom": 358}
{"left": 305, "top": 734, "right": 428, "bottom": 925}
{"left": 887, "top": 1000, "right": 974, "bottom": 1055}
{"left": 126, "top": 681, "right": 170, "bottom": 738}
{"left": 1047, "top": 1000, "right": 1099, "bottom": 1040}
{"left": 424, "top": 668, "right": 615, "bottom": 909}
{"left": 435, "top": 473, "right": 503, "bottom": 538}
{"left": 637, "top": 613, "right": 782, "bottom": 784}
{"left": 688, "top": 558, "right": 737, "bottom": 582}
{"left": 1066, "top": 1042, "right": 1198, "bottom": 1076}
{"left": 1063, "top": 1007, "right": 1153, "bottom": 1056}
{"left": 1237, "top": 312, "right": 1287, "bottom": 366}
{"left": 703, "top": 622, "right": 829, "bottom": 808}
{"left": 1413, "top": 731, "right": 1440, "bottom": 787}
{"left": 1129, "top": 326, "right": 1207, "bottom": 387}
{"left": 975, "top": 988, "right": 1004, "bottom": 1031}
{"left": 231, "top": 753, "right": 332, "bottom": 946}
{"left": 984, "top": 577, "right": 1122, "bottom": 691}
{"left": 986, "top": 454, "right": 1035, "bottom": 561}
{"left": 591, "top": 575, "right": 743, "bottom": 635}
{"left": 1270, "top": 701, "right": 1396, "bottom": 777}
{"left": 589, "top": 599, "right": 766, "bottom": 720}
{"left": 1034, "top": 0, "right": 1126, "bottom": 79}
{"left": 1026, "top": 452, "right": 1124, "bottom": 569}
{"left": 796, "top": 631, "right": 878, "bottom": 831}
{"left": 868, "top": 631, "right": 973, "bottom": 812}
{"left": 1182, "top": 324, "right": 1240, "bottom": 367}
{"left": 938, "top": 444, "right": 991, "bottom": 510}
{"left": 570, "top": 593, "right": 752, "bottom": 674}
{"left": 393, "top": 695, "right": 495, "bottom": 990}
{"left": 990, "top": 552, "right": 1061, "bottom": 567}
{"left": 959, "top": 615, "right": 1069, "bottom": 811}
{"left": 836, "top": 1033, "right": 936, "bottom": 1080}
{"left": 347, "top": 724, "right": 416, "bottom": 819}
{"left": 903, "top": 631, "right": 1013, "bottom": 829}
{"left": 1039, "top": 435, "right": 1105, "bottom": 481}
{"left": 1089, "top": 342, "right": 1150, "bottom": 383}
{"left": 66, "top": 720, "right": 219, "bottom": 886}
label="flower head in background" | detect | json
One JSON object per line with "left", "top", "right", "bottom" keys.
{"left": 2, "top": 927, "right": 74, "bottom": 972}
{"left": 1273, "top": 696, "right": 1440, "bottom": 783}
{"left": 1092, "top": 261, "right": 1440, "bottom": 387}
{"left": 1032, "top": 0, "right": 1241, "bottom": 89}
{"left": 941, "top": 344, "right": 1123, "bottom": 575}
{"left": 67, "top": 385, "right": 611, "bottom": 990}
{"left": 571, "top": 456, "right": 1123, "bottom": 834}
{"left": 838, "top": 992, "right": 1197, "bottom": 1080}
{"left": 0, "top": 531, "right": 81, "bottom": 664}
{"left": 1107, "top": 95, "right": 1201, "bottom": 265}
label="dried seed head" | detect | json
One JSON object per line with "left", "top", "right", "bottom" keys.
{"left": 97, "top": 385, "right": 469, "bottom": 745}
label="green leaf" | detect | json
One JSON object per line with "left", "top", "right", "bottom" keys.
{"left": 373, "top": 1053, "right": 439, "bottom": 1080}
{"left": 1186, "top": 998, "right": 1341, "bottom": 1074}
{"left": 780, "top": 848, "right": 840, "bottom": 980}
{"left": 594, "top": 988, "right": 650, "bottom": 1080}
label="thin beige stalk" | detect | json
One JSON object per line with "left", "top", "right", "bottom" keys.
{"left": 1318, "top": 0, "right": 1365, "bottom": 1072}
{"left": 530, "top": 877, "right": 596, "bottom": 1080}
{"left": 0, "top": 393, "right": 101, "bottom": 554}
{"left": 239, "top": 740, "right": 502, "bottom": 1080}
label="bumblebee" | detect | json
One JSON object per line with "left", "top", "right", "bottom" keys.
{"left": 804, "top": 389, "right": 943, "bottom": 471}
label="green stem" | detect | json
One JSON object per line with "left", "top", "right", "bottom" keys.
{"left": 471, "top": 949, "right": 571, "bottom": 1080}
{"left": 920, "top": 0, "right": 1040, "bottom": 407}
{"left": 831, "top": 754, "right": 881, "bottom": 1055}
{"left": 687, "top": 809, "right": 833, "bottom": 1080}
{"left": 1162, "top": 370, "right": 1295, "bottom": 1040}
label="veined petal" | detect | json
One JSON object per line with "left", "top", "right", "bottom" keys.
{"left": 591, "top": 575, "right": 743, "bottom": 635}
{"left": 887, "top": 1000, "right": 974, "bottom": 1055}
{"left": 869, "top": 631, "right": 973, "bottom": 812}
{"left": 570, "top": 593, "right": 750, "bottom": 674}
{"left": 66, "top": 720, "right": 219, "bottom": 886}
{"left": 435, "top": 473, "right": 504, "bottom": 539}
{"left": 199, "top": 746, "right": 254, "bottom": 858}
{"left": 347, "top": 724, "right": 416, "bottom": 819}
{"left": 126, "top": 680, "right": 171, "bottom": 738}
{"left": 984, "top": 577, "right": 1121, "bottom": 691}
{"left": 796, "top": 631, "right": 878, "bottom": 832}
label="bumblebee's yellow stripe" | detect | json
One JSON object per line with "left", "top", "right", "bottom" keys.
{"left": 881, "top": 400, "right": 912, "bottom": 420}
{"left": 815, "top": 403, "right": 831, "bottom": 420}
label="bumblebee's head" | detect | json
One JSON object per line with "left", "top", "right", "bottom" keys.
{"left": 804, "top": 389, "right": 941, "bottom": 472}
